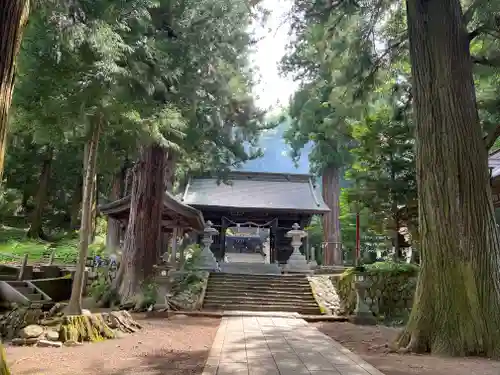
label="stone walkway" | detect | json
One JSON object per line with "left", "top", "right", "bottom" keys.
{"left": 202, "top": 312, "right": 385, "bottom": 375}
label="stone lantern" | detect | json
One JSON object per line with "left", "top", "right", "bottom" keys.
{"left": 196, "top": 221, "right": 219, "bottom": 271}
{"left": 350, "top": 269, "right": 376, "bottom": 325}
{"left": 284, "top": 223, "right": 312, "bottom": 273}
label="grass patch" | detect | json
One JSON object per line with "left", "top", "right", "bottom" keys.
{"left": 0, "top": 225, "right": 105, "bottom": 264}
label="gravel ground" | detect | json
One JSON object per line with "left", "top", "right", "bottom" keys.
{"left": 314, "top": 322, "right": 500, "bottom": 375}
{"left": 6, "top": 315, "right": 220, "bottom": 375}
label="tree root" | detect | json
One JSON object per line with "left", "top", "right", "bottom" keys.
{"left": 59, "top": 311, "right": 141, "bottom": 343}
{"left": 105, "top": 311, "right": 142, "bottom": 333}
{"left": 59, "top": 314, "right": 115, "bottom": 343}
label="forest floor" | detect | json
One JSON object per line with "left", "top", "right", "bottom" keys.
{"left": 314, "top": 322, "right": 500, "bottom": 375}
{"left": 6, "top": 314, "right": 220, "bottom": 375}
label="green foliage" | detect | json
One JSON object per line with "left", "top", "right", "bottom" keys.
{"left": 181, "top": 244, "right": 202, "bottom": 271}
{"left": 284, "top": 0, "right": 418, "bottom": 254}
{"left": 2, "top": 0, "right": 266, "bottom": 241}
{"left": 139, "top": 279, "right": 159, "bottom": 308}
{"left": 89, "top": 271, "right": 112, "bottom": 302}
{"left": 334, "top": 261, "right": 419, "bottom": 319}
{"left": 0, "top": 226, "right": 105, "bottom": 264}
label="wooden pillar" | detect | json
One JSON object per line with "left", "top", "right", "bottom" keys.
{"left": 179, "top": 232, "right": 186, "bottom": 267}
{"left": 269, "top": 219, "right": 278, "bottom": 263}
{"left": 220, "top": 217, "right": 227, "bottom": 260}
{"left": 305, "top": 231, "right": 310, "bottom": 262}
{"left": 171, "top": 227, "right": 179, "bottom": 268}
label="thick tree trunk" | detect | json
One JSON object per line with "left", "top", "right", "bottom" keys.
{"left": 399, "top": 0, "right": 500, "bottom": 357}
{"left": 20, "top": 188, "right": 30, "bottom": 214}
{"left": 106, "top": 171, "right": 122, "bottom": 251}
{"left": 69, "top": 180, "right": 82, "bottom": 230}
{"left": 0, "top": 1, "right": 30, "bottom": 184}
{"left": 116, "top": 143, "right": 166, "bottom": 305}
{"left": 66, "top": 117, "right": 101, "bottom": 315}
{"left": 322, "top": 165, "right": 342, "bottom": 265}
{"left": 26, "top": 147, "right": 52, "bottom": 239}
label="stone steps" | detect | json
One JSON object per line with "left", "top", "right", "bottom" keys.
{"left": 205, "top": 294, "right": 317, "bottom": 304}
{"left": 209, "top": 272, "right": 306, "bottom": 281}
{"left": 205, "top": 287, "right": 313, "bottom": 297}
{"left": 202, "top": 270, "right": 321, "bottom": 315}
{"left": 218, "top": 263, "right": 281, "bottom": 275}
{"left": 203, "top": 302, "right": 320, "bottom": 315}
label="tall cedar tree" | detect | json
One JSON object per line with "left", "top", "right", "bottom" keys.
{"left": 397, "top": 0, "right": 500, "bottom": 356}
{"left": 0, "top": 0, "right": 29, "bottom": 182}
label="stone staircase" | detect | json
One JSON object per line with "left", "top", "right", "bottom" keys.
{"left": 219, "top": 262, "right": 281, "bottom": 275}
{"left": 203, "top": 272, "right": 321, "bottom": 315}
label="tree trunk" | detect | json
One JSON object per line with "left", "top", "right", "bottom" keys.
{"left": 69, "top": 180, "right": 82, "bottom": 230}
{"left": 26, "top": 147, "right": 52, "bottom": 239}
{"left": 164, "top": 150, "right": 177, "bottom": 192}
{"left": 106, "top": 171, "right": 122, "bottom": 251}
{"left": 398, "top": 0, "right": 500, "bottom": 357}
{"left": 20, "top": 188, "right": 30, "bottom": 214}
{"left": 392, "top": 210, "right": 400, "bottom": 262}
{"left": 390, "top": 153, "right": 400, "bottom": 261}
{"left": 91, "top": 173, "right": 98, "bottom": 241}
{"left": 0, "top": 0, "right": 30, "bottom": 184}
{"left": 66, "top": 117, "right": 101, "bottom": 315}
{"left": 116, "top": 143, "right": 166, "bottom": 305}
{"left": 322, "top": 165, "right": 342, "bottom": 265}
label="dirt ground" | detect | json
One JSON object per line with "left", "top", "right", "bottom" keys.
{"left": 314, "top": 322, "right": 500, "bottom": 375}
{"left": 6, "top": 315, "right": 220, "bottom": 375}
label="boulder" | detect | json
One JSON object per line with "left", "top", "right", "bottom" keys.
{"left": 20, "top": 324, "right": 44, "bottom": 339}
{"left": 46, "top": 330, "right": 60, "bottom": 341}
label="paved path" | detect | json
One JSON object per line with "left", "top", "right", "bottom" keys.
{"left": 203, "top": 312, "right": 385, "bottom": 375}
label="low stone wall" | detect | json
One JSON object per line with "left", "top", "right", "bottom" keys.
{"left": 333, "top": 262, "right": 418, "bottom": 318}
{"left": 307, "top": 275, "right": 341, "bottom": 315}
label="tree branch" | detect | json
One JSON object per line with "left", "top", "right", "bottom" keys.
{"left": 484, "top": 124, "right": 500, "bottom": 150}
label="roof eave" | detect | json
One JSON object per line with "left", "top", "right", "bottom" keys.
{"left": 99, "top": 193, "right": 206, "bottom": 232}
{"left": 187, "top": 203, "right": 330, "bottom": 215}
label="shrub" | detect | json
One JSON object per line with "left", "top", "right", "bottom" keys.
{"left": 334, "top": 261, "right": 419, "bottom": 319}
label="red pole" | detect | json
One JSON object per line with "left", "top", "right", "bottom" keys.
{"left": 355, "top": 211, "right": 360, "bottom": 264}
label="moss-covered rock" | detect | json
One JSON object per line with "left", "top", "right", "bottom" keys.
{"left": 333, "top": 261, "right": 418, "bottom": 319}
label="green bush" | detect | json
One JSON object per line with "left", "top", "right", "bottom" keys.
{"left": 334, "top": 261, "right": 419, "bottom": 319}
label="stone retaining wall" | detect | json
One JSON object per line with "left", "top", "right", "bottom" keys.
{"left": 307, "top": 275, "right": 341, "bottom": 315}
{"left": 333, "top": 263, "right": 418, "bottom": 318}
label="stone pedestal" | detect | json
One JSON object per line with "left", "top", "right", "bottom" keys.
{"left": 284, "top": 223, "right": 312, "bottom": 274}
{"left": 196, "top": 221, "right": 219, "bottom": 271}
{"left": 154, "top": 267, "right": 170, "bottom": 310}
{"left": 349, "top": 273, "right": 377, "bottom": 325}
